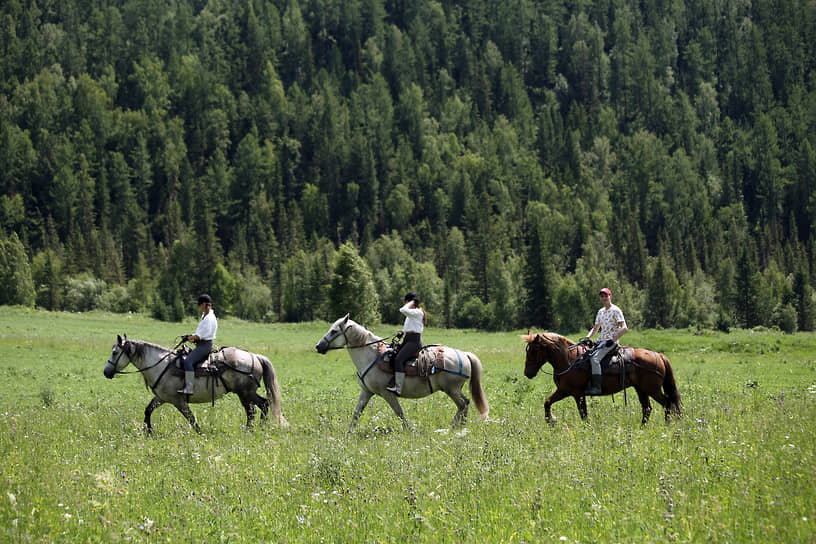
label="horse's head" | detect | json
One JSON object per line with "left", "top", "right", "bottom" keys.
{"left": 103, "top": 334, "right": 135, "bottom": 378}
{"left": 521, "top": 331, "right": 569, "bottom": 378}
{"left": 315, "top": 314, "right": 352, "bottom": 354}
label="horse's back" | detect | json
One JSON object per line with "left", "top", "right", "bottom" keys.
{"left": 213, "top": 346, "right": 259, "bottom": 369}
{"left": 431, "top": 345, "right": 475, "bottom": 378}
{"left": 632, "top": 347, "right": 665, "bottom": 367}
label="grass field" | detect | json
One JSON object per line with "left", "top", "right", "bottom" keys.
{"left": 0, "top": 307, "right": 814, "bottom": 543}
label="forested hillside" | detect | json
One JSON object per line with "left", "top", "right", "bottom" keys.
{"left": 1, "top": 0, "right": 815, "bottom": 331}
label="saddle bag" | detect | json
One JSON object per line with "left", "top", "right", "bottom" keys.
{"left": 376, "top": 346, "right": 446, "bottom": 377}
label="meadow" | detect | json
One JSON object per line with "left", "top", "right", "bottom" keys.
{"left": 0, "top": 307, "right": 814, "bottom": 543}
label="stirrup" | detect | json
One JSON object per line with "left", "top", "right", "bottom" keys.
{"left": 385, "top": 385, "right": 401, "bottom": 396}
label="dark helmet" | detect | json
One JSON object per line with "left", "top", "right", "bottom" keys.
{"left": 404, "top": 291, "right": 420, "bottom": 304}
{"left": 197, "top": 294, "right": 212, "bottom": 305}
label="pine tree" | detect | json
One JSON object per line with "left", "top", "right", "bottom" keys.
{"left": 328, "top": 242, "right": 380, "bottom": 326}
{"left": 0, "top": 232, "right": 36, "bottom": 307}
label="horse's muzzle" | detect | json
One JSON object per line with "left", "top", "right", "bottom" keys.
{"left": 315, "top": 342, "right": 327, "bottom": 354}
{"left": 103, "top": 362, "right": 116, "bottom": 379}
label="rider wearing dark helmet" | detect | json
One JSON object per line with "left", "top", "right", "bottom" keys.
{"left": 386, "top": 292, "right": 427, "bottom": 396}
{"left": 178, "top": 294, "right": 218, "bottom": 395}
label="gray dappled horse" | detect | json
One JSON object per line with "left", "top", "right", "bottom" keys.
{"left": 103, "top": 335, "right": 288, "bottom": 432}
{"left": 315, "top": 315, "right": 489, "bottom": 430}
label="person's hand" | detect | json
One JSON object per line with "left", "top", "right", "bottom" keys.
{"left": 581, "top": 336, "right": 591, "bottom": 343}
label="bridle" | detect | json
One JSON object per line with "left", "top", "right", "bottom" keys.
{"left": 106, "top": 339, "right": 182, "bottom": 375}
{"left": 525, "top": 342, "right": 553, "bottom": 376}
{"left": 526, "top": 339, "right": 589, "bottom": 377}
{"left": 320, "top": 323, "right": 395, "bottom": 351}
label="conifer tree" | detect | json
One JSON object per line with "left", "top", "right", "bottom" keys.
{"left": 328, "top": 242, "right": 380, "bottom": 326}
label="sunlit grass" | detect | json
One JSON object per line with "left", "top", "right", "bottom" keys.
{"left": 0, "top": 308, "right": 814, "bottom": 542}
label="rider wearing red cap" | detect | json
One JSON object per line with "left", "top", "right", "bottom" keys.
{"left": 583, "top": 287, "right": 627, "bottom": 395}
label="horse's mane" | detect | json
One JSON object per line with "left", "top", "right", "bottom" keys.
{"left": 520, "top": 331, "right": 574, "bottom": 359}
{"left": 346, "top": 320, "right": 384, "bottom": 345}
{"left": 128, "top": 338, "right": 172, "bottom": 357}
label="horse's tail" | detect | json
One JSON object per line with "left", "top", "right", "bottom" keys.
{"left": 258, "top": 355, "right": 289, "bottom": 427}
{"left": 660, "top": 353, "right": 682, "bottom": 418}
{"left": 467, "top": 353, "right": 490, "bottom": 420}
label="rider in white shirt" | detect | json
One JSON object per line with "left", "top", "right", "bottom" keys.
{"left": 178, "top": 294, "right": 218, "bottom": 394}
{"left": 386, "top": 292, "right": 427, "bottom": 396}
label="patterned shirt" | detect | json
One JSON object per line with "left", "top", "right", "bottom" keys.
{"left": 594, "top": 304, "right": 625, "bottom": 342}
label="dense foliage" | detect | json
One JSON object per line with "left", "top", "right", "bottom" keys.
{"left": 1, "top": 0, "right": 815, "bottom": 331}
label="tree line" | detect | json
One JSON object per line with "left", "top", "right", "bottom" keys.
{"left": 1, "top": 0, "right": 815, "bottom": 332}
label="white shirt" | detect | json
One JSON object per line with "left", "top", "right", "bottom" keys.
{"left": 400, "top": 303, "right": 425, "bottom": 334}
{"left": 195, "top": 309, "right": 218, "bottom": 340}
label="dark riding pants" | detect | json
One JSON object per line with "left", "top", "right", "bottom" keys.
{"left": 394, "top": 332, "right": 422, "bottom": 373}
{"left": 182, "top": 340, "right": 213, "bottom": 372}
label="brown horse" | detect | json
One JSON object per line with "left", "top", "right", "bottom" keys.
{"left": 520, "top": 332, "right": 682, "bottom": 424}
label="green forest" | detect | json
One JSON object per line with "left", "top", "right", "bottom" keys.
{"left": 1, "top": 0, "right": 815, "bottom": 332}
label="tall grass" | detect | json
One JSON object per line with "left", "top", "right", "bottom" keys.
{"left": 0, "top": 308, "right": 814, "bottom": 542}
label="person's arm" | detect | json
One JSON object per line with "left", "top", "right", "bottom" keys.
{"left": 400, "top": 302, "right": 424, "bottom": 318}
{"left": 612, "top": 321, "right": 628, "bottom": 342}
{"left": 584, "top": 323, "right": 600, "bottom": 340}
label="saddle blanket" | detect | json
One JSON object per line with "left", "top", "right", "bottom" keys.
{"left": 376, "top": 345, "right": 460, "bottom": 378}
{"left": 574, "top": 346, "right": 635, "bottom": 375}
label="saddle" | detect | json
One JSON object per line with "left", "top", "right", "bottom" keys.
{"left": 376, "top": 345, "right": 448, "bottom": 377}
{"left": 575, "top": 345, "right": 635, "bottom": 375}
{"left": 169, "top": 346, "right": 225, "bottom": 377}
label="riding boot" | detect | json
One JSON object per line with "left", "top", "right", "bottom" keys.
{"left": 586, "top": 374, "right": 602, "bottom": 395}
{"left": 386, "top": 372, "right": 405, "bottom": 396}
{"left": 178, "top": 371, "right": 195, "bottom": 394}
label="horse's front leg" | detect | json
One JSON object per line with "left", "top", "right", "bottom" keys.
{"left": 349, "top": 389, "right": 373, "bottom": 432}
{"left": 144, "top": 396, "right": 163, "bottom": 433}
{"left": 574, "top": 395, "right": 588, "bottom": 419}
{"left": 635, "top": 387, "right": 652, "bottom": 425}
{"left": 544, "top": 389, "right": 568, "bottom": 423}
{"left": 172, "top": 399, "right": 201, "bottom": 433}
{"left": 382, "top": 391, "right": 409, "bottom": 430}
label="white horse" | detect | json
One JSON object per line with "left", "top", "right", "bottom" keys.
{"left": 315, "top": 315, "right": 489, "bottom": 430}
{"left": 103, "top": 335, "right": 288, "bottom": 432}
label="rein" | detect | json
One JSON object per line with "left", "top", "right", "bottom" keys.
{"left": 529, "top": 341, "right": 588, "bottom": 377}
{"left": 322, "top": 325, "right": 398, "bottom": 350}
{"left": 110, "top": 338, "right": 185, "bottom": 375}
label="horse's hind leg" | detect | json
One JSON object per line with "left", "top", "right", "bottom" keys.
{"left": 144, "top": 396, "right": 163, "bottom": 433}
{"left": 238, "top": 394, "right": 257, "bottom": 427}
{"left": 254, "top": 394, "right": 269, "bottom": 420}
{"left": 444, "top": 388, "right": 470, "bottom": 428}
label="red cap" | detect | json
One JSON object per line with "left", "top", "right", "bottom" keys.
{"left": 599, "top": 288, "right": 612, "bottom": 296}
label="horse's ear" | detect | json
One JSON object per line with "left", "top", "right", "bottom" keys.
{"left": 117, "top": 334, "right": 123, "bottom": 345}
{"left": 342, "top": 313, "right": 350, "bottom": 323}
